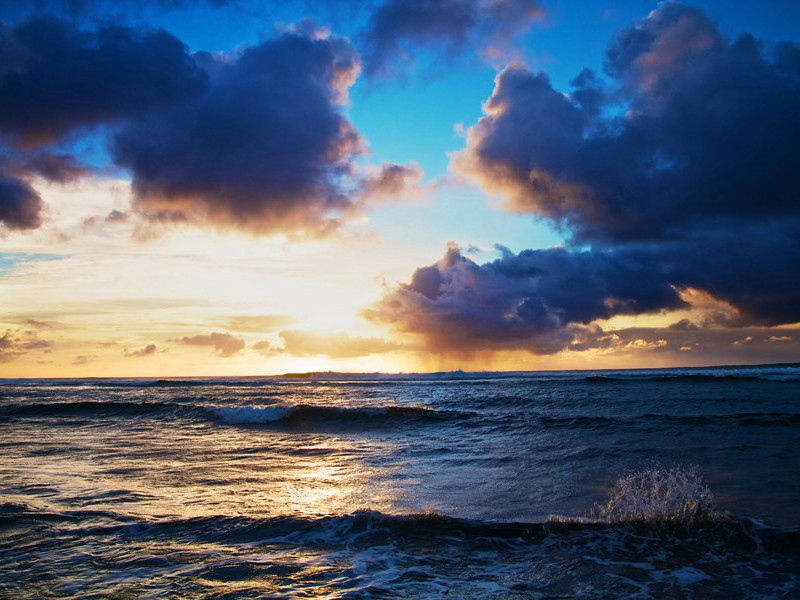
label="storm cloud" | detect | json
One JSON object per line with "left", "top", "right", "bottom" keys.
{"left": 111, "top": 27, "right": 372, "bottom": 235}
{"left": 361, "top": 0, "right": 544, "bottom": 77}
{"left": 0, "top": 165, "right": 42, "bottom": 229}
{"left": 366, "top": 244, "right": 684, "bottom": 353}
{"left": 0, "top": 17, "right": 205, "bottom": 148}
{"left": 0, "top": 15, "right": 422, "bottom": 235}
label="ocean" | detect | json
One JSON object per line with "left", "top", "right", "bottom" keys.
{"left": 1, "top": 365, "right": 799, "bottom": 598}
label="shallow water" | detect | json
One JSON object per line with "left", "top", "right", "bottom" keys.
{"left": 1, "top": 365, "right": 799, "bottom": 597}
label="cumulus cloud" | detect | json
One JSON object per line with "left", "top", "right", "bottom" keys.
{"left": 0, "top": 17, "right": 206, "bottom": 148}
{"left": 278, "top": 329, "right": 403, "bottom": 359}
{"left": 369, "top": 225, "right": 800, "bottom": 354}
{"left": 0, "top": 17, "right": 421, "bottom": 235}
{"left": 361, "top": 0, "right": 544, "bottom": 78}
{"left": 365, "top": 245, "right": 683, "bottom": 353}
{"left": 111, "top": 28, "right": 374, "bottom": 236}
{"left": 124, "top": 343, "right": 157, "bottom": 357}
{"left": 452, "top": 3, "right": 800, "bottom": 243}
{"left": 175, "top": 332, "right": 245, "bottom": 357}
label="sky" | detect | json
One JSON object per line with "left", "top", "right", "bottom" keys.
{"left": 1, "top": 0, "right": 799, "bottom": 377}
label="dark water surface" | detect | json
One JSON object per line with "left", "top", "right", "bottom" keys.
{"left": 1, "top": 366, "right": 799, "bottom": 597}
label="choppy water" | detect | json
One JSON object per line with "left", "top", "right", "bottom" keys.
{"left": 2, "top": 365, "right": 799, "bottom": 598}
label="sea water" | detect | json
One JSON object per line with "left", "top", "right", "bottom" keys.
{"left": 1, "top": 365, "right": 799, "bottom": 597}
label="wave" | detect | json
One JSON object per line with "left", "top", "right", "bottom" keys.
{"left": 0, "top": 399, "right": 466, "bottom": 430}
{"left": 3, "top": 500, "right": 798, "bottom": 558}
{"left": 207, "top": 404, "right": 464, "bottom": 427}
{"left": 0, "top": 400, "right": 180, "bottom": 418}
{"left": 581, "top": 373, "right": 800, "bottom": 383}
{"left": 538, "top": 411, "right": 800, "bottom": 429}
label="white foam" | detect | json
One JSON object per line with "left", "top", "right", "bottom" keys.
{"left": 210, "top": 405, "right": 292, "bottom": 424}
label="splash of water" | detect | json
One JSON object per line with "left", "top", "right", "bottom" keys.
{"left": 591, "top": 465, "right": 718, "bottom": 525}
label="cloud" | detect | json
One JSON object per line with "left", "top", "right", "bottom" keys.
{"left": 16, "top": 153, "right": 89, "bottom": 183}
{"left": 252, "top": 340, "right": 279, "bottom": 357}
{"left": 72, "top": 354, "right": 95, "bottom": 365}
{"left": 452, "top": 3, "right": 800, "bottom": 243}
{"left": 367, "top": 4, "right": 800, "bottom": 357}
{"left": 568, "top": 323, "right": 800, "bottom": 361}
{"left": 368, "top": 228, "right": 800, "bottom": 354}
{"left": 175, "top": 332, "right": 245, "bottom": 357}
{"left": 0, "top": 17, "right": 206, "bottom": 148}
{"left": 224, "top": 315, "right": 295, "bottom": 333}
{"left": 1, "top": 327, "right": 53, "bottom": 362}
{"left": 356, "top": 162, "right": 425, "bottom": 202}
{"left": 278, "top": 329, "right": 403, "bottom": 359}
{"left": 112, "top": 27, "right": 368, "bottom": 236}
{"left": 0, "top": 165, "right": 42, "bottom": 229}
{"left": 365, "top": 244, "right": 683, "bottom": 353}
{"left": 361, "top": 0, "right": 544, "bottom": 78}
{"left": 124, "top": 343, "right": 157, "bottom": 357}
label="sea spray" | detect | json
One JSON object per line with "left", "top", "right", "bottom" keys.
{"left": 591, "top": 465, "right": 718, "bottom": 525}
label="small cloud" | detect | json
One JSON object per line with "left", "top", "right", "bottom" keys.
{"left": 252, "top": 340, "right": 280, "bottom": 356}
{"left": 105, "top": 210, "right": 129, "bottom": 224}
{"left": 124, "top": 343, "right": 157, "bottom": 357}
{"left": 0, "top": 328, "right": 54, "bottom": 362}
{"left": 72, "top": 354, "right": 95, "bottom": 366}
{"left": 734, "top": 336, "right": 755, "bottom": 346}
{"left": 174, "top": 332, "right": 245, "bottom": 357}
{"left": 624, "top": 338, "right": 668, "bottom": 351}
{"left": 21, "top": 319, "right": 52, "bottom": 329}
{"left": 668, "top": 318, "right": 699, "bottom": 331}
{"left": 768, "top": 335, "right": 792, "bottom": 342}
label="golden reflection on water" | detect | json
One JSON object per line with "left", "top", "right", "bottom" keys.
{"left": 4, "top": 420, "right": 405, "bottom": 520}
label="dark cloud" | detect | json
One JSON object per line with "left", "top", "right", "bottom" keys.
{"left": 0, "top": 17, "right": 206, "bottom": 148}
{"left": 361, "top": 0, "right": 544, "bottom": 78}
{"left": 124, "top": 343, "right": 157, "bottom": 357}
{"left": 17, "top": 153, "right": 89, "bottom": 183}
{"left": 453, "top": 3, "right": 800, "bottom": 243}
{"left": 112, "top": 27, "right": 369, "bottom": 235}
{"left": 365, "top": 245, "right": 684, "bottom": 353}
{"left": 175, "top": 332, "right": 245, "bottom": 357}
{"left": 369, "top": 221, "right": 800, "bottom": 353}
{"left": 0, "top": 165, "right": 42, "bottom": 229}
{"left": 278, "top": 329, "right": 403, "bottom": 359}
